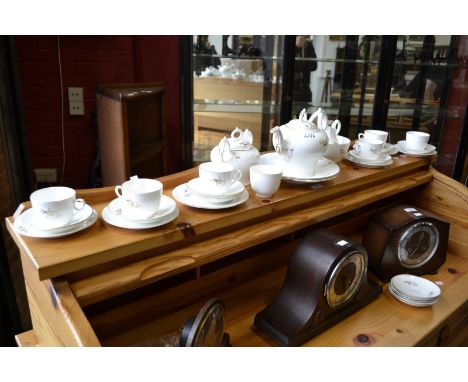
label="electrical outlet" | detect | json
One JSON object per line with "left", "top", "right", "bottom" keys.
{"left": 69, "top": 101, "right": 85, "bottom": 115}
{"left": 68, "top": 87, "right": 83, "bottom": 101}
{"left": 34, "top": 168, "right": 57, "bottom": 183}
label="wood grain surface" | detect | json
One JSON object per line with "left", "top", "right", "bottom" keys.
{"left": 5, "top": 155, "right": 431, "bottom": 281}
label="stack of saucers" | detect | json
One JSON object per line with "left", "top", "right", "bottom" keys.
{"left": 14, "top": 204, "right": 98, "bottom": 238}
{"left": 389, "top": 274, "right": 441, "bottom": 307}
{"left": 345, "top": 150, "right": 393, "bottom": 168}
{"left": 172, "top": 178, "right": 249, "bottom": 209}
{"left": 102, "top": 195, "right": 179, "bottom": 230}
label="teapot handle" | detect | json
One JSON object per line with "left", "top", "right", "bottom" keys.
{"left": 270, "top": 126, "right": 284, "bottom": 153}
{"left": 218, "top": 137, "right": 232, "bottom": 162}
{"left": 309, "top": 108, "right": 328, "bottom": 129}
{"left": 331, "top": 120, "right": 341, "bottom": 135}
{"left": 231, "top": 127, "right": 244, "bottom": 140}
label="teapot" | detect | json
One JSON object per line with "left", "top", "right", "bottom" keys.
{"left": 218, "top": 63, "right": 235, "bottom": 78}
{"left": 210, "top": 127, "right": 260, "bottom": 185}
{"left": 270, "top": 108, "right": 329, "bottom": 177}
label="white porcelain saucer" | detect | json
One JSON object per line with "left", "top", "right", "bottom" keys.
{"left": 397, "top": 140, "right": 437, "bottom": 157}
{"left": 349, "top": 150, "right": 392, "bottom": 164}
{"left": 172, "top": 184, "right": 249, "bottom": 209}
{"left": 389, "top": 286, "right": 438, "bottom": 307}
{"left": 106, "top": 195, "right": 177, "bottom": 222}
{"left": 345, "top": 151, "right": 393, "bottom": 168}
{"left": 259, "top": 153, "right": 340, "bottom": 183}
{"left": 382, "top": 143, "right": 398, "bottom": 156}
{"left": 16, "top": 204, "right": 93, "bottom": 233}
{"left": 186, "top": 178, "right": 244, "bottom": 201}
{"left": 14, "top": 209, "right": 98, "bottom": 238}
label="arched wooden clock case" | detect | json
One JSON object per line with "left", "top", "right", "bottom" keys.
{"left": 363, "top": 204, "right": 450, "bottom": 282}
{"left": 254, "top": 229, "right": 382, "bottom": 346}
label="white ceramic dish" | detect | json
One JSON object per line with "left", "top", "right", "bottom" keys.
{"left": 259, "top": 153, "right": 340, "bottom": 183}
{"left": 344, "top": 152, "right": 393, "bottom": 168}
{"left": 186, "top": 178, "right": 245, "bottom": 200}
{"left": 107, "top": 195, "right": 176, "bottom": 223}
{"left": 18, "top": 204, "right": 93, "bottom": 232}
{"left": 102, "top": 203, "right": 179, "bottom": 230}
{"left": 172, "top": 184, "right": 249, "bottom": 209}
{"left": 349, "top": 150, "right": 392, "bottom": 164}
{"left": 390, "top": 274, "right": 441, "bottom": 300}
{"left": 14, "top": 209, "right": 98, "bottom": 238}
{"left": 389, "top": 284, "right": 439, "bottom": 303}
{"left": 397, "top": 141, "right": 437, "bottom": 156}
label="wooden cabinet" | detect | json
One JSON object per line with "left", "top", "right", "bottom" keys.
{"left": 96, "top": 83, "right": 167, "bottom": 186}
{"left": 6, "top": 155, "right": 468, "bottom": 347}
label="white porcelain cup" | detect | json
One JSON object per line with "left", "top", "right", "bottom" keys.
{"left": 30, "top": 186, "right": 86, "bottom": 229}
{"left": 406, "top": 131, "right": 430, "bottom": 151}
{"left": 249, "top": 164, "right": 283, "bottom": 198}
{"left": 115, "top": 178, "right": 163, "bottom": 219}
{"left": 354, "top": 138, "right": 384, "bottom": 160}
{"left": 359, "top": 129, "right": 388, "bottom": 143}
{"left": 198, "top": 162, "right": 241, "bottom": 194}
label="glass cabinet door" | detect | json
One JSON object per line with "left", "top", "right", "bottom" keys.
{"left": 291, "top": 35, "right": 382, "bottom": 139}
{"left": 191, "top": 35, "right": 285, "bottom": 164}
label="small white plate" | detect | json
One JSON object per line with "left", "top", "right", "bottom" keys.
{"left": 383, "top": 143, "right": 398, "bottom": 156}
{"left": 102, "top": 204, "right": 179, "bottom": 230}
{"left": 107, "top": 195, "right": 177, "bottom": 222}
{"left": 186, "top": 178, "right": 245, "bottom": 200}
{"left": 345, "top": 152, "right": 393, "bottom": 168}
{"left": 391, "top": 274, "right": 441, "bottom": 300}
{"left": 14, "top": 209, "right": 98, "bottom": 238}
{"left": 260, "top": 153, "right": 340, "bottom": 183}
{"left": 389, "top": 286, "right": 439, "bottom": 307}
{"left": 349, "top": 150, "right": 392, "bottom": 164}
{"left": 397, "top": 141, "right": 437, "bottom": 156}
{"left": 16, "top": 204, "right": 93, "bottom": 232}
{"left": 389, "top": 284, "right": 439, "bottom": 303}
{"left": 172, "top": 184, "right": 249, "bottom": 209}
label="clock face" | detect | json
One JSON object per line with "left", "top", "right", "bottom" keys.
{"left": 398, "top": 222, "right": 439, "bottom": 269}
{"left": 326, "top": 251, "right": 366, "bottom": 309}
{"left": 189, "top": 302, "right": 225, "bottom": 346}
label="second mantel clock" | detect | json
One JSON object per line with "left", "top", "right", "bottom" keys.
{"left": 254, "top": 229, "right": 382, "bottom": 346}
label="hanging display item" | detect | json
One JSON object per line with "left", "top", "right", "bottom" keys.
{"left": 363, "top": 204, "right": 450, "bottom": 282}
{"left": 253, "top": 229, "right": 381, "bottom": 346}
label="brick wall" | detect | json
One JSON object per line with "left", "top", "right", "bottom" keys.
{"left": 15, "top": 36, "right": 136, "bottom": 189}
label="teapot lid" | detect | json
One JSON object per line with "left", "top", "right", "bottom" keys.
{"left": 225, "top": 127, "right": 254, "bottom": 151}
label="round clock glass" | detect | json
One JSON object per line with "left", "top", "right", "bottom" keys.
{"left": 398, "top": 222, "right": 439, "bottom": 269}
{"left": 326, "top": 251, "right": 366, "bottom": 308}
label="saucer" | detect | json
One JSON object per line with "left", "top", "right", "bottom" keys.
{"left": 382, "top": 143, "right": 398, "bottom": 156}
{"left": 172, "top": 184, "right": 249, "bottom": 209}
{"left": 14, "top": 209, "right": 98, "bottom": 238}
{"left": 106, "top": 195, "right": 177, "bottom": 223}
{"left": 260, "top": 153, "right": 340, "bottom": 183}
{"left": 397, "top": 141, "right": 437, "bottom": 156}
{"left": 186, "top": 178, "right": 245, "bottom": 200}
{"left": 349, "top": 150, "right": 392, "bottom": 164}
{"left": 345, "top": 152, "right": 393, "bottom": 168}
{"left": 391, "top": 274, "right": 441, "bottom": 300}
{"left": 18, "top": 204, "right": 93, "bottom": 232}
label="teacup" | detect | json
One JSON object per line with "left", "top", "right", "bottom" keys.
{"left": 359, "top": 129, "right": 388, "bottom": 143}
{"left": 354, "top": 138, "right": 384, "bottom": 160}
{"left": 249, "top": 165, "right": 283, "bottom": 198}
{"left": 115, "top": 178, "right": 163, "bottom": 220}
{"left": 406, "top": 131, "right": 430, "bottom": 151}
{"left": 198, "top": 162, "right": 241, "bottom": 194}
{"left": 30, "top": 186, "right": 86, "bottom": 229}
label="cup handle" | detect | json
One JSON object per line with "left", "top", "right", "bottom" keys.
{"left": 115, "top": 185, "right": 123, "bottom": 198}
{"left": 332, "top": 120, "right": 341, "bottom": 135}
{"left": 74, "top": 198, "right": 86, "bottom": 211}
{"left": 358, "top": 133, "right": 365, "bottom": 141}
{"left": 231, "top": 170, "right": 242, "bottom": 185}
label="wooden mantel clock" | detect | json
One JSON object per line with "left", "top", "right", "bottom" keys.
{"left": 363, "top": 204, "right": 450, "bottom": 282}
{"left": 254, "top": 229, "right": 382, "bottom": 346}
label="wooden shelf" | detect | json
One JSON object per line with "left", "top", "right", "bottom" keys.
{"left": 5, "top": 155, "right": 431, "bottom": 281}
